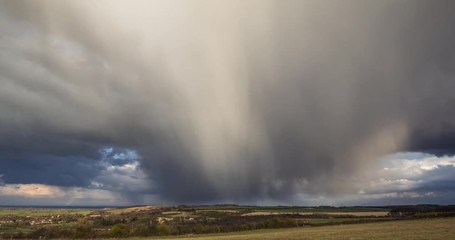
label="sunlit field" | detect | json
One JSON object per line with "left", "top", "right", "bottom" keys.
{"left": 148, "top": 218, "right": 455, "bottom": 240}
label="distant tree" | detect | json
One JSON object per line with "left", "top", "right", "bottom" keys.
{"left": 155, "top": 224, "right": 171, "bottom": 236}
{"left": 194, "top": 223, "right": 206, "bottom": 234}
{"left": 109, "top": 223, "right": 129, "bottom": 237}
{"left": 132, "top": 225, "right": 152, "bottom": 237}
{"left": 240, "top": 224, "right": 250, "bottom": 231}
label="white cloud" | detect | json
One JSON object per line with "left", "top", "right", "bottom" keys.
{"left": 380, "top": 152, "right": 455, "bottom": 178}
{"left": 347, "top": 152, "right": 455, "bottom": 204}
{"left": 357, "top": 152, "right": 454, "bottom": 191}
{"left": 92, "top": 147, "right": 152, "bottom": 193}
{"left": 0, "top": 147, "right": 154, "bottom": 206}
{"left": 293, "top": 152, "right": 455, "bottom": 205}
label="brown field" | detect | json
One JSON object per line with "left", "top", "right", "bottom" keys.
{"left": 241, "top": 211, "right": 389, "bottom": 217}
{"left": 146, "top": 217, "right": 455, "bottom": 240}
{"left": 106, "top": 206, "right": 163, "bottom": 215}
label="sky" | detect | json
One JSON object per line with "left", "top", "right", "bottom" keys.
{"left": 0, "top": 0, "right": 454, "bottom": 206}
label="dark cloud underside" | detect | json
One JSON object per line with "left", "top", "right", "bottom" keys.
{"left": 0, "top": 0, "right": 454, "bottom": 204}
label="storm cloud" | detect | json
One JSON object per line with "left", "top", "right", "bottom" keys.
{"left": 0, "top": 0, "right": 454, "bottom": 204}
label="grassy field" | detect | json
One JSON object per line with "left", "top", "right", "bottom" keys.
{"left": 304, "top": 217, "right": 390, "bottom": 225}
{"left": 0, "top": 208, "right": 92, "bottom": 217}
{"left": 192, "top": 205, "right": 388, "bottom": 213}
{"left": 1, "top": 206, "right": 454, "bottom": 239}
{"left": 145, "top": 218, "right": 455, "bottom": 240}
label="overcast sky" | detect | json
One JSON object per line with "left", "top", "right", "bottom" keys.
{"left": 0, "top": 0, "right": 454, "bottom": 206}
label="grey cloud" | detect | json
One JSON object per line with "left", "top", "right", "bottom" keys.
{"left": 413, "top": 166, "right": 455, "bottom": 193}
{"left": 0, "top": 130, "right": 103, "bottom": 187}
{"left": 350, "top": 153, "right": 455, "bottom": 205}
{"left": 0, "top": 0, "right": 454, "bottom": 204}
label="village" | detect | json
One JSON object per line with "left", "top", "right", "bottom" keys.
{"left": 1, "top": 205, "right": 454, "bottom": 239}
{"left": 0, "top": 214, "right": 79, "bottom": 227}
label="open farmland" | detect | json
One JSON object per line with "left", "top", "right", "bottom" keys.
{"left": 148, "top": 217, "right": 455, "bottom": 240}
{"left": 0, "top": 208, "right": 91, "bottom": 217}
{"left": 1, "top": 205, "right": 454, "bottom": 239}
{"left": 241, "top": 211, "right": 389, "bottom": 217}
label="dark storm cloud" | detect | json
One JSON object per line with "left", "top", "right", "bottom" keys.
{"left": 0, "top": 154, "right": 99, "bottom": 187}
{"left": 413, "top": 166, "right": 455, "bottom": 192}
{"left": 0, "top": 128, "right": 102, "bottom": 186}
{"left": 0, "top": 0, "right": 454, "bottom": 204}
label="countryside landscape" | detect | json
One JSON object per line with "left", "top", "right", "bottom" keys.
{"left": 1, "top": 205, "right": 454, "bottom": 239}
{"left": 1, "top": 0, "right": 455, "bottom": 239}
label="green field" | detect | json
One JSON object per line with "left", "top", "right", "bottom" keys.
{"left": 0, "top": 208, "right": 91, "bottom": 217}
{"left": 1, "top": 206, "right": 454, "bottom": 239}
{"left": 146, "top": 218, "right": 455, "bottom": 240}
